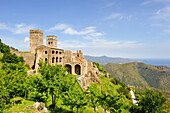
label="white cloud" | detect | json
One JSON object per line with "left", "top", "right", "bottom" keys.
{"left": 24, "top": 37, "right": 29, "bottom": 42}
{"left": 141, "top": 0, "right": 170, "bottom": 5}
{"left": 0, "top": 23, "right": 35, "bottom": 34}
{"left": 47, "top": 24, "right": 103, "bottom": 36}
{"left": 152, "top": 7, "right": 170, "bottom": 21}
{"left": 155, "top": 10, "right": 161, "bottom": 14}
{"left": 46, "top": 24, "right": 68, "bottom": 32}
{"left": 104, "top": 13, "right": 123, "bottom": 20}
{"left": 0, "top": 23, "right": 8, "bottom": 30}
{"left": 90, "top": 32, "right": 104, "bottom": 37}
{"left": 63, "top": 27, "right": 95, "bottom": 35}
{"left": 58, "top": 37, "right": 141, "bottom": 49}
{"left": 58, "top": 40, "right": 87, "bottom": 48}
{"left": 104, "top": 13, "right": 132, "bottom": 21}
{"left": 13, "top": 24, "right": 35, "bottom": 34}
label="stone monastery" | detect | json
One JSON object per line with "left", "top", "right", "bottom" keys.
{"left": 10, "top": 29, "right": 106, "bottom": 86}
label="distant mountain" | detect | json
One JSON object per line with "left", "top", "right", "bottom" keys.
{"left": 84, "top": 55, "right": 142, "bottom": 65}
{"left": 102, "top": 62, "right": 170, "bottom": 91}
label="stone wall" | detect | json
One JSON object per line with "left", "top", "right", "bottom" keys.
{"left": 10, "top": 48, "right": 35, "bottom": 68}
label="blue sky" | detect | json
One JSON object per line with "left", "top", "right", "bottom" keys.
{"left": 0, "top": 0, "right": 170, "bottom": 58}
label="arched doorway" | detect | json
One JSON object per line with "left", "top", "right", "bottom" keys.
{"left": 75, "top": 64, "right": 81, "bottom": 75}
{"left": 66, "top": 64, "right": 72, "bottom": 74}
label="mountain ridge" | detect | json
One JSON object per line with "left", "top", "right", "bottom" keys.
{"left": 102, "top": 62, "right": 170, "bottom": 91}
{"left": 84, "top": 55, "right": 142, "bottom": 65}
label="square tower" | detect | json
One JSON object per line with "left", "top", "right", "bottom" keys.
{"left": 30, "top": 29, "right": 43, "bottom": 54}
{"left": 46, "top": 36, "right": 57, "bottom": 48}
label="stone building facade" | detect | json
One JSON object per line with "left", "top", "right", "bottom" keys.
{"left": 28, "top": 29, "right": 90, "bottom": 75}
{"left": 10, "top": 29, "right": 104, "bottom": 88}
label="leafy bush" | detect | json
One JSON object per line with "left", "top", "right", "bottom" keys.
{"left": 117, "top": 86, "right": 131, "bottom": 99}
{"left": 0, "top": 39, "right": 10, "bottom": 53}
{"left": 93, "top": 62, "right": 107, "bottom": 74}
{"left": 130, "top": 89, "right": 167, "bottom": 113}
{"left": 2, "top": 53, "right": 24, "bottom": 64}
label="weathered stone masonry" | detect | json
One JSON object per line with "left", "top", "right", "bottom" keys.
{"left": 10, "top": 29, "right": 103, "bottom": 88}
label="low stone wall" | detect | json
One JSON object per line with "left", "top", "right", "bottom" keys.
{"left": 10, "top": 48, "right": 35, "bottom": 68}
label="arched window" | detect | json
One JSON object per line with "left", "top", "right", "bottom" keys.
{"left": 59, "top": 57, "right": 62, "bottom": 62}
{"left": 45, "top": 51, "right": 47, "bottom": 54}
{"left": 56, "top": 57, "right": 58, "bottom": 63}
{"left": 52, "top": 57, "right": 55, "bottom": 63}
{"left": 75, "top": 64, "right": 81, "bottom": 75}
{"left": 45, "top": 58, "right": 48, "bottom": 62}
{"left": 59, "top": 51, "right": 62, "bottom": 54}
{"left": 52, "top": 50, "right": 54, "bottom": 54}
{"left": 56, "top": 51, "right": 58, "bottom": 54}
{"left": 65, "top": 64, "right": 72, "bottom": 74}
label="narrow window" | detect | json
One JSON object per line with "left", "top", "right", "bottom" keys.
{"left": 59, "top": 57, "right": 62, "bottom": 62}
{"left": 56, "top": 57, "right": 58, "bottom": 63}
{"left": 52, "top": 57, "right": 55, "bottom": 63}
{"left": 52, "top": 50, "right": 54, "bottom": 54}
{"left": 51, "top": 42, "right": 53, "bottom": 44}
{"left": 45, "top": 51, "right": 47, "bottom": 54}
{"left": 56, "top": 51, "right": 58, "bottom": 54}
{"left": 48, "top": 42, "right": 50, "bottom": 45}
{"left": 45, "top": 58, "right": 47, "bottom": 62}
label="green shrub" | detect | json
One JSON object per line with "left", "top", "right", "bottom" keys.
{"left": 2, "top": 53, "right": 24, "bottom": 64}
{"left": 93, "top": 62, "right": 107, "bottom": 74}
{"left": 117, "top": 87, "right": 131, "bottom": 99}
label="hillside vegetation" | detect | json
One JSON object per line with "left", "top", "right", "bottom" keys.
{"left": 0, "top": 39, "right": 168, "bottom": 113}
{"left": 102, "top": 62, "right": 170, "bottom": 91}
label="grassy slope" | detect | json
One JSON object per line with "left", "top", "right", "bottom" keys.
{"left": 102, "top": 62, "right": 170, "bottom": 91}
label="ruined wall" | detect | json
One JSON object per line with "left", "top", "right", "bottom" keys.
{"left": 10, "top": 48, "right": 35, "bottom": 68}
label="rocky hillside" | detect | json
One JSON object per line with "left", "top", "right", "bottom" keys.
{"left": 102, "top": 62, "right": 170, "bottom": 91}
{"left": 154, "top": 65, "right": 170, "bottom": 72}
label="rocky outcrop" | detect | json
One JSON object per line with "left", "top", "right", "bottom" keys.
{"left": 24, "top": 102, "right": 48, "bottom": 113}
{"left": 154, "top": 65, "right": 170, "bottom": 72}
{"left": 77, "top": 63, "right": 102, "bottom": 89}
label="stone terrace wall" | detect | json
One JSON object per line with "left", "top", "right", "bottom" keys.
{"left": 10, "top": 48, "right": 35, "bottom": 68}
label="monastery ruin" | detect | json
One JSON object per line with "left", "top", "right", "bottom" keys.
{"left": 10, "top": 29, "right": 107, "bottom": 87}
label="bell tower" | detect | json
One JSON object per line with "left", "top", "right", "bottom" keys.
{"left": 46, "top": 36, "right": 57, "bottom": 48}
{"left": 30, "top": 29, "right": 43, "bottom": 54}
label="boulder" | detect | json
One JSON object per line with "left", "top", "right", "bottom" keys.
{"left": 33, "top": 102, "right": 40, "bottom": 109}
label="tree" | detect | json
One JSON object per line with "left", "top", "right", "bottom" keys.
{"left": 0, "top": 62, "right": 27, "bottom": 112}
{"left": 2, "top": 53, "right": 24, "bottom": 64}
{"left": 62, "top": 83, "right": 88, "bottom": 113}
{"left": 87, "top": 85, "right": 100, "bottom": 112}
{"left": 130, "top": 89, "right": 167, "bottom": 113}
{"left": 0, "top": 39, "right": 10, "bottom": 53}
{"left": 139, "top": 89, "right": 166, "bottom": 113}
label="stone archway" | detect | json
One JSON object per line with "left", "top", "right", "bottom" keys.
{"left": 65, "top": 64, "right": 72, "bottom": 74}
{"left": 75, "top": 64, "right": 81, "bottom": 75}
